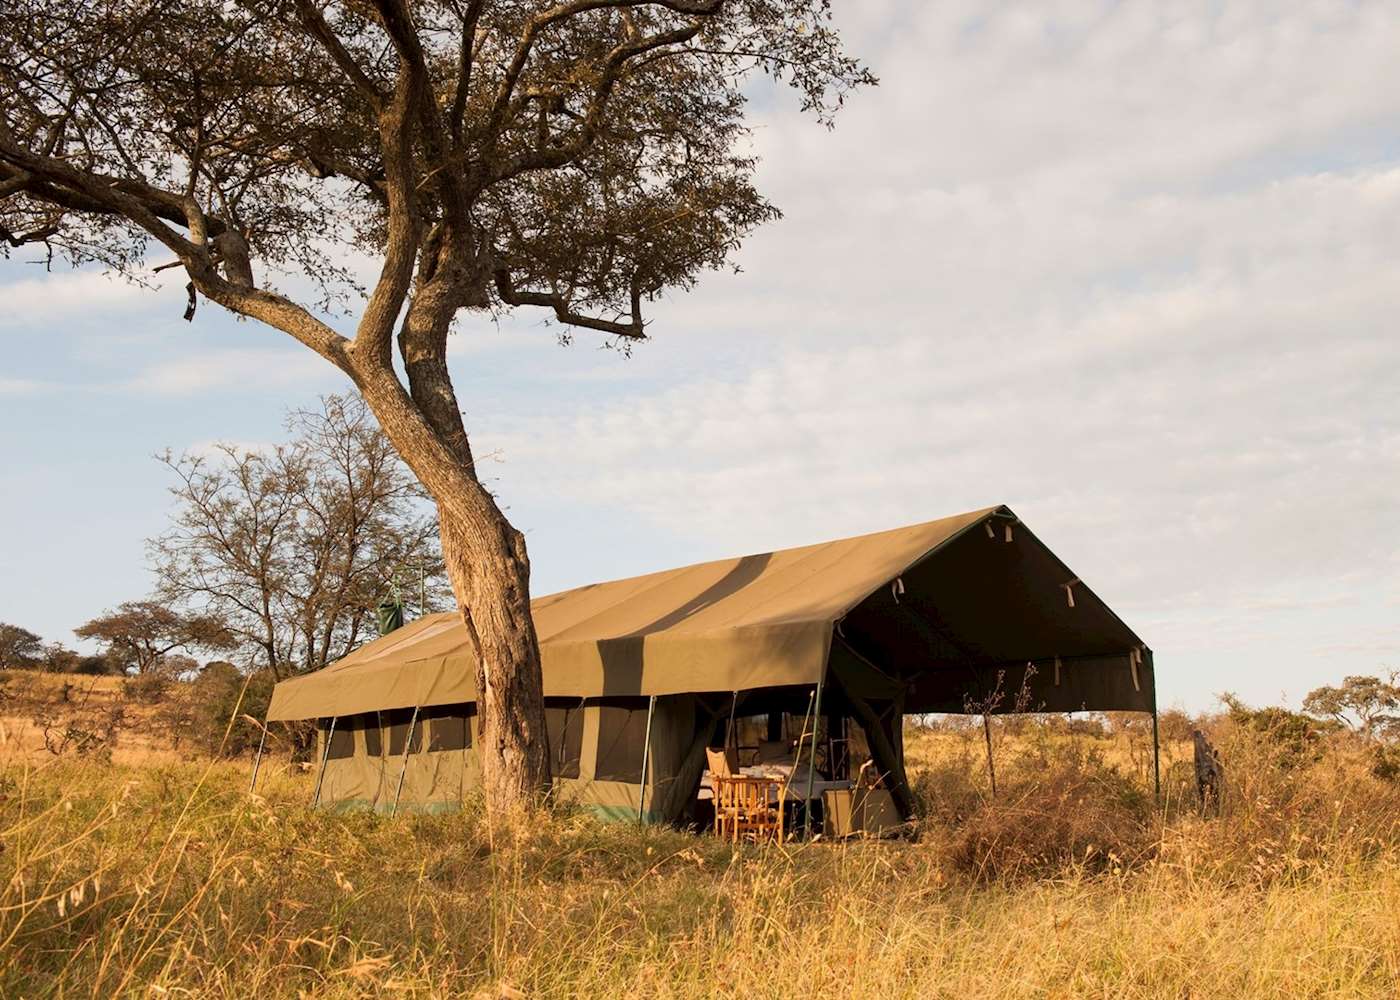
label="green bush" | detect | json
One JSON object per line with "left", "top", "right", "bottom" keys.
{"left": 1221, "top": 693, "right": 1331, "bottom": 769}
{"left": 123, "top": 672, "right": 169, "bottom": 704}
{"left": 1372, "top": 744, "right": 1400, "bottom": 783}
{"left": 190, "top": 662, "right": 275, "bottom": 757}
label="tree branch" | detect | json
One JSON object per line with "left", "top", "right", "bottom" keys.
{"left": 0, "top": 139, "right": 351, "bottom": 369}
{"left": 493, "top": 267, "right": 645, "bottom": 340}
{"left": 488, "top": 17, "right": 708, "bottom": 183}
{"left": 351, "top": 63, "right": 421, "bottom": 369}
{"left": 294, "top": 0, "right": 387, "bottom": 109}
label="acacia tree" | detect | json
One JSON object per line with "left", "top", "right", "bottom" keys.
{"left": 0, "top": 623, "right": 45, "bottom": 668}
{"left": 1304, "top": 673, "right": 1400, "bottom": 741}
{"left": 0, "top": 0, "right": 872, "bottom": 815}
{"left": 153, "top": 394, "right": 444, "bottom": 678}
{"left": 75, "top": 601, "right": 236, "bottom": 674}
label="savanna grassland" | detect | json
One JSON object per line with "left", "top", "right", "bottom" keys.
{"left": 2, "top": 673, "right": 1399, "bottom": 999}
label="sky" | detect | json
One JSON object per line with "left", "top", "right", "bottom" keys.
{"left": 2, "top": 1, "right": 1397, "bottom": 713}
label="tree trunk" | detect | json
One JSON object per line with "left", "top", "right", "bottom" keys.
{"left": 347, "top": 300, "right": 553, "bottom": 821}
{"left": 438, "top": 500, "right": 552, "bottom": 817}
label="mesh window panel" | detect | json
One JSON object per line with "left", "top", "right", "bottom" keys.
{"left": 323, "top": 718, "right": 355, "bottom": 760}
{"left": 593, "top": 705, "right": 649, "bottom": 783}
{"left": 545, "top": 703, "right": 584, "bottom": 779}
{"left": 387, "top": 709, "right": 424, "bottom": 756}
{"left": 426, "top": 708, "right": 471, "bottom": 752}
{"left": 364, "top": 713, "right": 384, "bottom": 757}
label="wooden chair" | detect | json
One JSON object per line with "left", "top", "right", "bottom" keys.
{"left": 707, "top": 747, "right": 737, "bottom": 840}
{"left": 707, "top": 748, "right": 784, "bottom": 843}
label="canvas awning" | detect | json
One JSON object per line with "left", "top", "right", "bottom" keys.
{"left": 267, "top": 505, "right": 1153, "bottom": 721}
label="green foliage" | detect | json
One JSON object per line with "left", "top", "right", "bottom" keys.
{"left": 1304, "top": 673, "right": 1400, "bottom": 739}
{"left": 189, "top": 662, "right": 275, "bottom": 757}
{"left": 73, "top": 653, "right": 118, "bottom": 676}
{"left": 75, "top": 600, "right": 236, "bottom": 675}
{"left": 0, "top": 621, "right": 44, "bottom": 668}
{"left": 1221, "top": 693, "right": 1331, "bottom": 768}
{"left": 1372, "top": 744, "right": 1400, "bottom": 783}
{"left": 122, "top": 672, "right": 169, "bottom": 705}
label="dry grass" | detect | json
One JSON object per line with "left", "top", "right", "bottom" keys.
{"left": 1, "top": 700, "right": 1398, "bottom": 997}
{"left": 0, "top": 672, "right": 189, "bottom": 765}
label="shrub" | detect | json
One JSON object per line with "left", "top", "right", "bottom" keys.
{"left": 74, "top": 653, "right": 117, "bottom": 676}
{"left": 123, "top": 672, "right": 169, "bottom": 704}
{"left": 1372, "top": 744, "right": 1400, "bottom": 783}
{"left": 1156, "top": 707, "right": 1195, "bottom": 743}
{"left": 937, "top": 744, "right": 1154, "bottom": 882}
{"left": 1221, "top": 693, "right": 1331, "bottom": 769}
{"left": 189, "top": 662, "right": 275, "bottom": 756}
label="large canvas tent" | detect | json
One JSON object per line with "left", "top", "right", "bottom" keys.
{"left": 266, "top": 505, "right": 1156, "bottom": 822}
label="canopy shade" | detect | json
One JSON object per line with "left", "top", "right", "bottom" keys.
{"left": 267, "top": 505, "right": 1153, "bottom": 722}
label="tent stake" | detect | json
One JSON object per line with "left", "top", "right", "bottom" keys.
{"left": 803, "top": 678, "right": 825, "bottom": 838}
{"left": 311, "top": 717, "right": 336, "bottom": 807}
{"left": 638, "top": 695, "right": 657, "bottom": 823}
{"left": 391, "top": 706, "right": 420, "bottom": 817}
{"left": 249, "top": 720, "right": 268, "bottom": 793}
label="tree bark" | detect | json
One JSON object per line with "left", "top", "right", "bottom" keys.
{"left": 347, "top": 350, "right": 552, "bottom": 819}
{"left": 439, "top": 502, "right": 552, "bottom": 815}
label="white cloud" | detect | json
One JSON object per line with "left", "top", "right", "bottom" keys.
{"left": 0, "top": 269, "right": 160, "bottom": 328}
{"left": 0, "top": 377, "right": 47, "bottom": 395}
{"left": 129, "top": 348, "right": 334, "bottom": 395}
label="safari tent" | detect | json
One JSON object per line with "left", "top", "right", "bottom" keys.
{"left": 263, "top": 505, "right": 1157, "bottom": 824}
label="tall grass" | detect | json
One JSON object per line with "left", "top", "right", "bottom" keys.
{"left": 2, "top": 720, "right": 1398, "bottom": 997}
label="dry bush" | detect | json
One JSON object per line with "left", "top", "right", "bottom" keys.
{"left": 1153, "top": 717, "right": 1400, "bottom": 886}
{"left": 1372, "top": 744, "right": 1400, "bottom": 783}
{"left": 934, "top": 743, "right": 1155, "bottom": 882}
{"left": 24, "top": 678, "right": 124, "bottom": 762}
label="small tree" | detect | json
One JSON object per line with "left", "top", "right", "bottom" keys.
{"left": 0, "top": 0, "right": 872, "bottom": 816}
{"left": 41, "top": 643, "right": 82, "bottom": 674}
{"left": 152, "top": 394, "right": 444, "bottom": 678}
{"left": 0, "top": 623, "right": 44, "bottom": 669}
{"left": 75, "top": 601, "right": 236, "bottom": 674}
{"left": 189, "top": 661, "right": 277, "bottom": 756}
{"left": 1304, "top": 673, "right": 1400, "bottom": 741}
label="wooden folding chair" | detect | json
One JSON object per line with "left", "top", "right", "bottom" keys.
{"left": 707, "top": 747, "right": 783, "bottom": 843}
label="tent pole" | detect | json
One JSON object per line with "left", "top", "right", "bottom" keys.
{"left": 249, "top": 719, "right": 268, "bottom": 793}
{"left": 637, "top": 695, "right": 657, "bottom": 823}
{"left": 311, "top": 717, "right": 336, "bottom": 807}
{"left": 803, "top": 677, "right": 825, "bottom": 839}
{"left": 1152, "top": 707, "right": 1161, "bottom": 803}
{"left": 391, "top": 706, "right": 421, "bottom": 817}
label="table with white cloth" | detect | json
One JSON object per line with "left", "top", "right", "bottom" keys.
{"left": 739, "top": 764, "right": 852, "bottom": 802}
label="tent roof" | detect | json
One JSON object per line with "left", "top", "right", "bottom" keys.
{"left": 267, "top": 505, "right": 1150, "bottom": 721}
